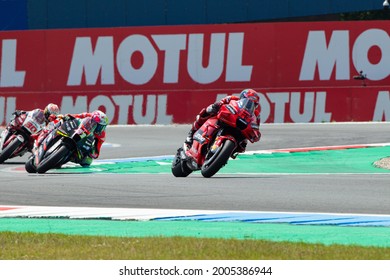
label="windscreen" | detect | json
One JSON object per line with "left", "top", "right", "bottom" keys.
{"left": 28, "top": 109, "right": 45, "bottom": 124}
{"left": 80, "top": 117, "right": 97, "bottom": 134}
{"left": 237, "top": 98, "right": 255, "bottom": 115}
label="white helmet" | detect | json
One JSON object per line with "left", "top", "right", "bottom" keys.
{"left": 44, "top": 103, "right": 60, "bottom": 121}
{"left": 91, "top": 110, "right": 108, "bottom": 134}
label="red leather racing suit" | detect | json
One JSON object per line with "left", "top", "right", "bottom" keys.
{"left": 69, "top": 112, "right": 106, "bottom": 158}
{"left": 191, "top": 95, "right": 260, "bottom": 136}
{"left": 187, "top": 95, "right": 261, "bottom": 152}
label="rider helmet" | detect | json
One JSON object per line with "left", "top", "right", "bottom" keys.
{"left": 44, "top": 103, "right": 60, "bottom": 122}
{"left": 239, "top": 89, "right": 260, "bottom": 105}
{"left": 91, "top": 110, "right": 108, "bottom": 135}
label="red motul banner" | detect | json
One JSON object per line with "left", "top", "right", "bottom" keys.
{"left": 0, "top": 21, "right": 389, "bottom": 125}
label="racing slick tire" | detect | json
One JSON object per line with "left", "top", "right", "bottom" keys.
{"left": 171, "top": 147, "right": 192, "bottom": 177}
{"left": 0, "top": 137, "right": 23, "bottom": 164}
{"left": 201, "top": 139, "right": 235, "bottom": 178}
{"left": 36, "top": 145, "right": 69, "bottom": 174}
{"left": 25, "top": 157, "right": 37, "bottom": 173}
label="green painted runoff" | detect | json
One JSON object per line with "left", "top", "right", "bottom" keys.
{"left": 1, "top": 218, "right": 390, "bottom": 247}
{"left": 54, "top": 146, "right": 390, "bottom": 174}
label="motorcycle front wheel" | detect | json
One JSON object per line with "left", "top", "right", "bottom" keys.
{"left": 201, "top": 139, "right": 235, "bottom": 178}
{"left": 36, "top": 145, "right": 70, "bottom": 174}
{"left": 0, "top": 137, "right": 23, "bottom": 164}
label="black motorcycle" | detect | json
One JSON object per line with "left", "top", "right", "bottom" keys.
{"left": 25, "top": 117, "right": 95, "bottom": 174}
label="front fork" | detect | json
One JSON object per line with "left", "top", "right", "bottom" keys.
{"left": 206, "top": 131, "right": 238, "bottom": 162}
{"left": 0, "top": 130, "right": 9, "bottom": 152}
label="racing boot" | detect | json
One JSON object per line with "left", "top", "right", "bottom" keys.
{"left": 184, "top": 128, "right": 195, "bottom": 148}
{"left": 80, "top": 155, "right": 93, "bottom": 167}
{"left": 184, "top": 108, "right": 209, "bottom": 148}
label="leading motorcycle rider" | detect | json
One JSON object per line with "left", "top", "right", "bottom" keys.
{"left": 185, "top": 89, "right": 261, "bottom": 152}
{"left": 66, "top": 110, "right": 109, "bottom": 167}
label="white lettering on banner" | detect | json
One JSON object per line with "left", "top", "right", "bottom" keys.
{"left": 152, "top": 35, "right": 186, "bottom": 83}
{"left": 300, "top": 29, "right": 390, "bottom": 81}
{"left": 68, "top": 37, "right": 115, "bottom": 85}
{"left": 215, "top": 92, "right": 331, "bottom": 123}
{"left": 267, "top": 93, "right": 290, "bottom": 123}
{"left": 187, "top": 33, "right": 225, "bottom": 84}
{"left": 0, "top": 40, "right": 26, "bottom": 87}
{"left": 89, "top": 95, "right": 116, "bottom": 119}
{"left": 67, "top": 33, "right": 252, "bottom": 86}
{"left": 290, "top": 92, "right": 314, "bottom": 122}
{"left": 373, "top": 91, "right": 390, "bottom": 121}
{"left": 353, "top": 29, "right": 390, "bottom": 81}
{"left": 117, "top": 35, "right": 158, "bottom": 85}
{"left": 260, "top": 91, "right": 331, "bottom": 123}
{"left": 61, "top": 94, "right": 173, "bottom": 125}
{"left": 226, "top": 33, "right": 253, "bottom": 82}
{"left": 300, "top": 31, "right": 350, "bottom": 81}
{"left": 0, "top": 97, "right": 16, "bottom": 125}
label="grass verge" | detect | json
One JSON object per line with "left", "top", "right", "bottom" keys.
{"left": 1, "top": 232, "right": 390, "bottom": 260}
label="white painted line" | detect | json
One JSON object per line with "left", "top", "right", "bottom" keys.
{"left": 245, "top": 143, "right": 390, "bottom": 155}
{"left": 0, "top": 205, "right": 224, "bottom": 220}
{"left": 1, "top": 205, "right": 390, "bottom": 226}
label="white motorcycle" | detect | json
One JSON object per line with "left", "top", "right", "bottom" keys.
{"left": 0, "top": 110, "right": 46, "bottom": 164}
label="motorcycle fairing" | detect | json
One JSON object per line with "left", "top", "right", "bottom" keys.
{"left": 0, "top": 130, "right": 8, "bottom": 153}
{"left": 172, "top": 97, "right": 261, "bottom": 177}
{"left": 201, "top": 129, "right": 235, "bottom": 167}
{"left": 187, "top": 118, "right": 219, "bottom": 167}
{"left": 35, "top": 129, "right": 59, "bottom": 166}
{"left": 0, "top": 114, "right": 26, "bottom": 152}
{"left": 22, "top": 110, "right": 45, "bottom": 134}
{"left": 0, "top": 111, "right": 40, "bottom": 158}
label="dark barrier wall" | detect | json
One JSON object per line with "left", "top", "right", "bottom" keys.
{"left": 0, "top": 0, "right": 384, "bottom": 31}
{"left": 0, "top": 0, "right": 28, "bottom": 30}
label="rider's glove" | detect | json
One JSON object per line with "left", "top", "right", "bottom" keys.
{"left": 89, "top": 151, "right": 99, "bottom": 159}
{"left": 206, "top": 103, "right": 220, "bottom": 115}
{"left": 237, "top": 141, "right": 247, "bottom": 153}
{"left": 89, "top": 145, "right": 99, "bottom": 159}
{"left": 64, "top": 114, "right": 75, "bottom": 121}
{"left": 251, "top": 132, "right": 261, "bottom": 143}
{"left": 12, "top": 110, "right": 24, "bottom": 117}
{"left": 47, "top": 114, "right": 57, "bottom": 122}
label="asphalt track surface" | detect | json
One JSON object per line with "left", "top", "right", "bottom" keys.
{"left": 1, "top": 122, "right": 390, "bottom": 215}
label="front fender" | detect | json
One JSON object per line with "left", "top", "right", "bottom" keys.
{"left": 0, "top": 130, "right": 12, "bottom": 152}
{"left": 204, "top": 135, "right": 236, "bottom": 164}
{"left": 61, "top": 136, "right": 78, "bottom": 150}
{"left": 210, "top": 135, "right": 237, "bottom": 153}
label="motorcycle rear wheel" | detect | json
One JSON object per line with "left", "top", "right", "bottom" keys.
{"left": 171, "top": 148, "right": 192, "bottom": 177}
{"left": 25, "top": 157, "right": 37, "bottom": 173}
{"left": 201, "top": 139, "right": 235, "bottom": 178}
{"left": 36, "top": 145, "right": 69, "bottom": 174}
{"left": 0, "top": 137, "right": 23, "bottom": 164}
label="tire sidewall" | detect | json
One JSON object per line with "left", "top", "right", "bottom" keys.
{"left": 0, "top": 137, "right": 23, "bottom": 163}
{"left": 201, "top": 139, "right": 235, "bottom": 178}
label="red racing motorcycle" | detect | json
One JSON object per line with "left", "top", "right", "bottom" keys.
{"left": 171, "top": 98, "right": 261, "bottom": 178}
{"left": 0, "top": 110, "right": 46, "bottom": 164}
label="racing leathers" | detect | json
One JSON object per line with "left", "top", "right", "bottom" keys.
{"left": 185, "top": 95, "right": 261, "bottom": 152}
{"left": 67, "top": 112, "right": 106, "bottom": 166}
{"left": 15, "top": 109, "right": 61, "bottom": 151}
